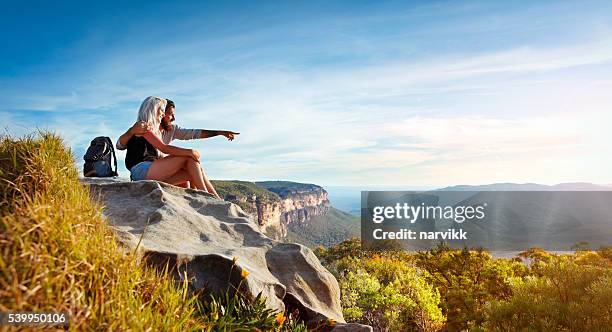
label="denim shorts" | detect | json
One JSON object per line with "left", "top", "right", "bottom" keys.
{"left": 130, "top": 161, "right": 153, "bottom": 181}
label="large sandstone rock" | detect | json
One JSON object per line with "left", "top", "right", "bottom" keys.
{"left": 84, "top": 178, "right": 370, "bottom": 331}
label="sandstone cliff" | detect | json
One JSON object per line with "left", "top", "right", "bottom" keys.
{"left": 213, "top": 180, "right": 330, "bottom": 240}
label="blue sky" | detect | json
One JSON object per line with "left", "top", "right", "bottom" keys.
{"left": 2, "top": 0, "right": 612, "bottom": 187}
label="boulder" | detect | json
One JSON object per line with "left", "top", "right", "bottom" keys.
{"left": 84, "top": 178, "right": 355, "bottom": 327}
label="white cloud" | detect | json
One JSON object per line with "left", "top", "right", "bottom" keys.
{"left": 4, "top": 26, "right": 612, "bottom": 186}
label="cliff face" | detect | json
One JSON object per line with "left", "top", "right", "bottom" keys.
{"left": 214, "top": 181, "right": 330, "bottom": 240}
{"left": 256, "top": 181, "right": 330, "bottom": 240}
{"left": 277, "top": 187, "right": 330, "bottom": 224}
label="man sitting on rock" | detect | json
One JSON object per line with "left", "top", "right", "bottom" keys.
{"left": 117, "top": 99, "right": 239, "bottom": 188}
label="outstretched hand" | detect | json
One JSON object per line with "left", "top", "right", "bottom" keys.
{"left": 220, "top": 131, "right": 240, "bottom": 141}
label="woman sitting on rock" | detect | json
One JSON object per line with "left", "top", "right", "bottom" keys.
{"left": 125, "top": 96, "right": 221, "bottom": 199}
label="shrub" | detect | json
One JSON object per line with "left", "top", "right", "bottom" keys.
{"left": 485, "top": 253, "right": 612, "bottom": 331}
{"left": 335, "top": 255, "right": 445, "bottom": 331}
{"left": 414, "top": 245, "right": 527, "bottom": 331}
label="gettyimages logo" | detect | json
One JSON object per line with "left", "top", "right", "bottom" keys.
{"left": 372, "top": 202, "right": 487, "bottom": 224}
{"left": 361, "top": 191, "right": 612, "bottom": 251}
{"left": 369, "top": 201, "right": 487, "bottom": 241}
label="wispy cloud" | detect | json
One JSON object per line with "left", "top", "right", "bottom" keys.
{"left": 3, "top": 1, "right": 612, "bottom": 186}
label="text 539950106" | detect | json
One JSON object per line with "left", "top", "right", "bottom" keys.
{"left": 0, "top": 311, "right": 69, "bottom": 327}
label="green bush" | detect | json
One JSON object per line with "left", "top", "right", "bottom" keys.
{"left": 338, "top": 257, "right": 445, "bottom": 331}
{"left": 485, "top": 253, "right": 612, "bottom": 331}
{"left": 318, "top": 242, "right": 444, "bottom": 331}
{"left": 414, "top": 245, "right": 527, "bottom": 331}
{"left": 319, "top": 240, "right": 611, "bottom": 331}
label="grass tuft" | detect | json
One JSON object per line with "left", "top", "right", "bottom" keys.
{"left": 0, "top": 132, "right": 307, "bottom": 331}
{"left": 0, "top": 132, "right": 205, "bottom": 330}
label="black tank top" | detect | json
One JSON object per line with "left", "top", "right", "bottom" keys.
{"left": 125, "top": 136, "right": 159, "bottom": 170}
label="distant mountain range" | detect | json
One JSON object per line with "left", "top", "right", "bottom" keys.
{"left": 438, "top": 182, "right": 612, "bottom": 191}
{"left": 448, "top": 190, "right": 612, "bottom": 250}
{"left": 215, "top": 181, "right": 612, "bottom": 250}
{"left": 328, "top": 182, "right": 612, "bottom": 216}
{"left": 361, "top": 183, "right": 612, "bottom": 251}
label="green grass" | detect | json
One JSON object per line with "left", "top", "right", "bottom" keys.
{"left": 0, "top": 132, "right": 306, "bottom": 331}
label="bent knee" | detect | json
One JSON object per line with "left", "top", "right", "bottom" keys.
{"left": 186, "top": 158, "right": 201, "bottom": 165}
{"left": 177, "top": 156, "right": 193, "bottom": 164}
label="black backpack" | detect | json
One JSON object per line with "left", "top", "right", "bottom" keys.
{"left": 83, "top": 136, "right": 118, "bottom": 177}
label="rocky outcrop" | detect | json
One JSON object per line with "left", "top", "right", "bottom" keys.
{"left": 219, "top": 181, "right": 331, "bottom": 241}
{"left": 84, "top": 179, "right": 370, "bottom": 331}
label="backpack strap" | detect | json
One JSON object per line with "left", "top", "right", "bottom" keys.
{"left": 103, "top": 136, "right": 118, "bottom": 176}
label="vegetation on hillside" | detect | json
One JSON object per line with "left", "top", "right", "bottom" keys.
{"left": 212, "top": 180, "right": 281, "bottom": 215}
{"left": 213, "top": 180, "right": 281, "bottom": 202}
{"left": 286, "top": 207, "right": 360, "bottom": 248}
{"left": 256, "top": 181, "right": 323, "bottom": 197}
{"left": 215, "top": 180, "right": 360, "bottom": 247}
{"left": 316, "top": 239, "right": 612, "bottom": 331}
{"left": 0, "top": 133, "right": 306, "bottom": 331}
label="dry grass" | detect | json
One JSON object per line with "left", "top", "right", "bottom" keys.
{"left": 0, "top": 132, "right": 205, "bottom": 330}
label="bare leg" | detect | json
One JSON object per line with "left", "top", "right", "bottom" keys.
{"left": 147, "top": 156, "right": 188, "bottom": 182}
{"left": 147, "top": 156, "right": 205, "bottom": 191}
{"left": 184, "top": 159, "right": 208, "bottom": 190}
{"left": 163, "top": 171, "right": 194, "bottom": 190}
{"left": 146, "top": 156, "right": 218, "bottom": 197}
{"left": 199, "top": 166, "right": 221, "bottom": 199}
{"left": 175, "top": 181, "right": 190, "bottom": 188}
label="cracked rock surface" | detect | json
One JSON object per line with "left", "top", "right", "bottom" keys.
{"left": 83, "top": 178, "right": 371, "bottom": 331}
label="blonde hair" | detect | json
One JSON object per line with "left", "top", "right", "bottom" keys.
{"left": 137, "top": 96, "right": 167, "bottom": 137}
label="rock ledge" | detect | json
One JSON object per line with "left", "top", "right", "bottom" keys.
{"left": 84, "top": 178, "right": 370, "bottom": 331}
